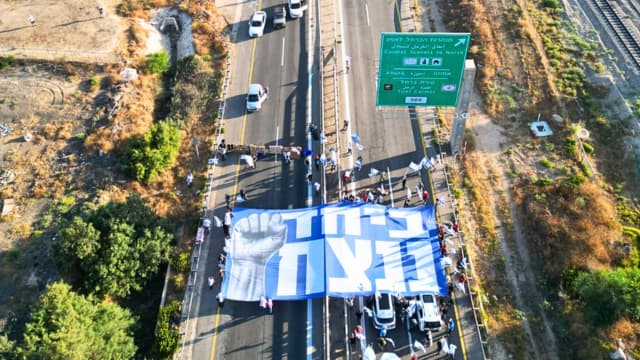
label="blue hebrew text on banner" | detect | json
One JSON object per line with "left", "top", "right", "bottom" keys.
{"left": 221, "top": 203, "right": 447, "bottom": 301}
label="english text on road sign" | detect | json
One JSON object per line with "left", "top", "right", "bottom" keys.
{"left": 376, "top": 33, "right": 471, "bottom": 107}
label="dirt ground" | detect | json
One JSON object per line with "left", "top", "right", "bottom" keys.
{"left": 0, "top": 0, "right": 132, "bottom": 332}
{"left": 418, "top": 0, "right": 561, "bottom": 358}
{"left": 0, "top": 0, "right": 127, "bottom": 63}
{"left": 0, "top": 61, "right": 113, "bottom": 328}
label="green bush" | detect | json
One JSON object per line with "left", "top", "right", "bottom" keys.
{"left": 171, "top": 252, "right": 191, "bottom": 273}
{"left": 53, "top": 196, "right": 76, "bottom": 215}
{"left": 123, "top": 120, "right": 182, "bottom": 184}
{"left": 539, "top": 157, "right": 553, "bottom": 168}
{"left": 633, "top": 98, "right": 640, "bottom": 117}
{"left": 6, "top": 248, "right": 20, "bottom": 262}
{"left": 536, "top": 177, "right": 553, "bottom": 186}
{"left": 566, "top": 138, "right": 578, "bottom": 157}
{"left": 0, "top": 56, "right": 14, "bottom": 70}
{"left": 579, "top": 161, "right": 592, "bottom": 177}
{"left": 154, "top": 300, "right": 181, "bottom": 358}
{"left": 147, "top": 52, "right": 171, "bottom": 75}
{"left": 570, "top": 268, "right": 640, "bottom": 325}
{"left": 564, "top": 174, "right": 584, "bottom": 188}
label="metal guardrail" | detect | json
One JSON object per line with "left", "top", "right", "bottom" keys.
{"left": 431, "top": 116, "right": 491, "bottom": 360}
{"left": 176, "top": 54, "right": 232, "bottom": 360}
{"left": 0, "top": 45, "right": 122, "bottom": 63}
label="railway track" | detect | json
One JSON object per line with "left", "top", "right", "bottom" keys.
{"left": 593, "top": 0, "right": 640, "bottom": 69}
{"left": 628, "top": 0, "right": 640, "bottom": 18}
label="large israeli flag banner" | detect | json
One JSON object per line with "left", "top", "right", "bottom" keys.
{"left": 221, "top": 203, "right": 447, "bottom": 301}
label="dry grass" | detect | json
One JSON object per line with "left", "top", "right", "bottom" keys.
{"left": 515, "top": 179, "right": 617, "bottom": 276}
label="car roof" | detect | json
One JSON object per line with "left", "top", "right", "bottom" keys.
{"left": 248, "top": 84, "right": 262, "bottom": 93}
{"left": 252, "top": 11, "right": 266, "bottom": 19}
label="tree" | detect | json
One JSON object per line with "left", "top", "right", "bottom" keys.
{"left": 572, "top": 268, "right": 640, "bottom": 325}
{"left": 122, "top": 120, "right": 181, "bottom": 184}
{"left": 55, "top": 196, "right": 173, "bottom": 298}
{"left": 21, "top": 282, "right": 137, "bottom": 360}
{"left": 54, "top": 216, "right": 100, "bottom": 273}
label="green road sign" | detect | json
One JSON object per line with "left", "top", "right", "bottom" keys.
{"left": 376, "top": 33, "right": 471, "bottom": 107}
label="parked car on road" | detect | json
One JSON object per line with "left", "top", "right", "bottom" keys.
{"left": 373, "top": 293, "right": 396, "bottom": 330}
{"left": 248, "top": 11, "right": 267, "bottom": 37}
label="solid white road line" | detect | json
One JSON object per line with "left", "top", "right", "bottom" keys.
{"left": 281, "top": 37, "right": 286, "bottom": 67}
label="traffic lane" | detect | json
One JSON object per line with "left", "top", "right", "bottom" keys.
{"left": 354, "top": 296, "right": 455, "bottom": 360}
{"left": 223, "top": 5, "right": 264, "bottom": 144}
{"left": 345, "top": 0, "right": 413, "bottom": 163}
{"left": 220, "top": 10, "right": 312, "bottom": 360}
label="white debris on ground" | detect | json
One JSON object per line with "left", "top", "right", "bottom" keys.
{"left": 146, "top": 7, "right": 196, "bottom": 60}
{"left": 139, "top": 18, "right": 171, "bottom": 56}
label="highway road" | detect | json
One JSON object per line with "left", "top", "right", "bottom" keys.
{"left": 338, "top": 0, "right": 460, "bottom": 359}
{"left": 189, "top": 0, "right": 324, "bottom": 359}
{"left": 188, "top": 0, "right": 465, "bottom": 359}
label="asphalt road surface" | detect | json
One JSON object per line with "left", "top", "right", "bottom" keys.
{"left": 190, "top": 0, "right": 323, "bottom": 359}
{"left": 189, "top": 0, "right": 462, "bottom": 359}
{"left": 338, "top": 0, "right": 461, "bottom": 359}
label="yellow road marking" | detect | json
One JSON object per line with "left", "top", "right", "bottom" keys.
{"left": 210, "top": 4, "right": 261, "bottom": 357}
{"left": 393, "top": 0, "right": 468, "bottom": 357}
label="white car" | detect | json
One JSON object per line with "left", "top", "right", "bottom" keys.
{"left": 248, "top": 11, "right": 267, "bottom": 37}
{"left": 246, "top": 83, "right": 268, "bottom": 112}
{"left": 373, "top": 293, "right": 396, "bottom": 330}
{"left": 417, "top": 294, "right": 442, "bottom": 332}
{"left": 288, "top": 0, "right": 304, "bottom": 18}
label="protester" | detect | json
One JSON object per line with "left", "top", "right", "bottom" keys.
{"left": 216, "top": 292, "right": 224, "bottom": 308}
{"left": 414, "top": 339, "right": 426, "bottom": 353}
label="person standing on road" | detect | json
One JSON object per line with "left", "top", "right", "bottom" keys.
{"left": 402, "top": 174, "right": 407, "bottom": 189}
{"left": 216, "top": 292, "right": 224, "bottom": 308}
{"left": 28, "top": 15, "right": 36, "bottom": 26}
{"left": 223, "top": 209, "right": 233, "bottom": 239}
{"left": 208, "top": 275, "right": 215, "bottom": 290}
{"left": 427, "top": 329, "right": 433, "bottom": 347}
{"left": 314, "top": 181, "right": 321, "bottom": 197}
{"left": 448, "top": 318, "right": 455, "bottom": 335}
{"left": 422, "top": 189, "right": 430, "bottom": 204}
{"left": 97, "top": 5, "right": 104, "bottom": 17}
{"left": 448, "top": 343, "right": 457, "bottom": 358}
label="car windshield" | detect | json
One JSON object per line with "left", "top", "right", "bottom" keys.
{"left": 379, "top": 295, "right": 391, "bottom": 310}
{"left": 251, "top": 20, "right": 263, "bottom": 27}
{"left": 424, "top": 321, "right": 441, "bottom": 329}
{"left": 248, "top": 94, "right": 259, "bottom": 101}
{"left": 291, "top": 3, "right": 300, "bottom": 9}
{"left": 422, "top": 294, "right": 434, "bottom": 303}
